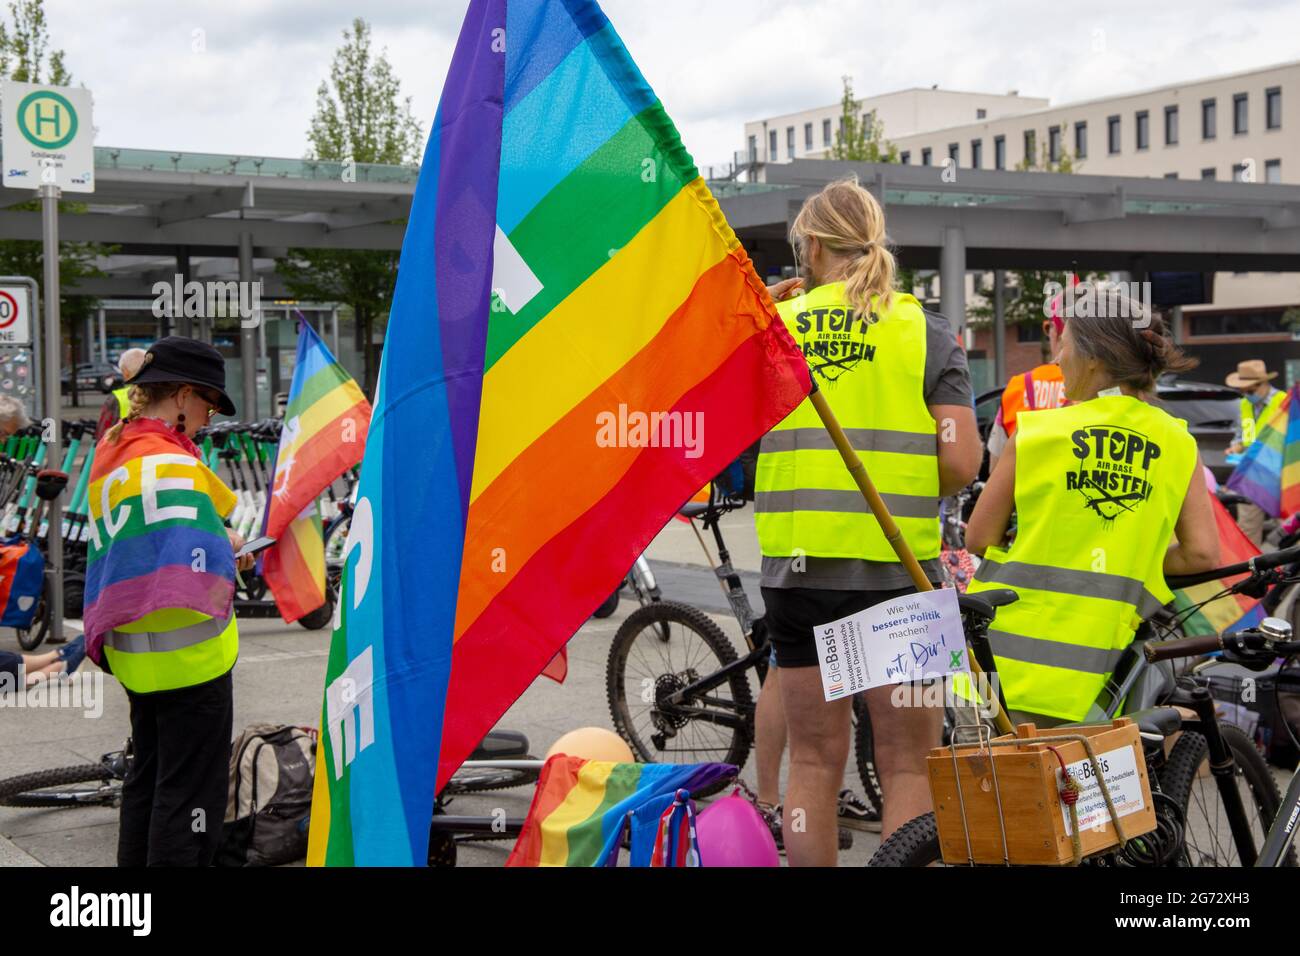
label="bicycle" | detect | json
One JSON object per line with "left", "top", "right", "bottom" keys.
{"left": 869, "top": 542, "right": 1300, "bottom": 867}
{"left": 604, "top": 480, "right": 884, "bottom": 806}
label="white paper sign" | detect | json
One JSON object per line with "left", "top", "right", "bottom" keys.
{"left": 812, "top": 588, "right": 968, "bottom": 702}
{"left": 1056, "top": 744, "right": 1146, "bottom": 834}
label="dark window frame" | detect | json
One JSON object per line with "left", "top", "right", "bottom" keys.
{"left": 970, "top": 138, "right": 982, "bottom": 168}
{"left": 1233, "top": 92, "right": 1248, "bottom": 135}
{"left": 1074, "top": 121, "right": 1087, "bottom": 158}
{"left": 1135, "top": 110, "right": 1149, "bottom": 150}
{"left": 804, "top": 122, "right": 813, "bottom": 151}
{"left": 1202, "top": 98, "right": 1217, "bottom": 140}
{"left": 1023, "top": 129, "right": 1036, "bottom": 165}
{"left": 921, "top": 147, "right": 932, "bottom": 166}
{"left": 1107, "top": 114, "right": 1121, "bottom": 154}
{"left": 1264, "top": 158, "right": 1281, "bottom": 183}
{"left": 1265, "top": 87, "right": 1282, "bottom": 130}
{"left": 1164, "top": 105, "right": 1178, "bottom": 145}
{"left": 994, "top": 135, "right": 1006, "bottom": 170}
{"left": 1048, "top": 125, "right": 1062, "bottom": 163}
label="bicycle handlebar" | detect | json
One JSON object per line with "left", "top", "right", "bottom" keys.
{"left": 1143, "top": 632, "right": 1225, "bottom": 662}
{"left": 1145, "top": 626, "right": 1300, "bottom": 663}
{"left": 1164, "top": 543, "right": 1300, "bottom": 590}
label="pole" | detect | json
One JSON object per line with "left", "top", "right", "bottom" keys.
{"left": 40, "top": 184, "right": 65, "bottom": 645}
{"left": 808, "top": 386, "right": 1013, "bottom": 734}
{"left": 993, "top": 270, "right": 1006, "bottom": 385}
{"left": 238, "top": 232, "right": 258, "bottom": 420}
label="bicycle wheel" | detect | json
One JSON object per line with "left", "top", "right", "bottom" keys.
{"left": 851, "top": 697, "right": 884, "bottom": 816}
{"left": 868, "top": 812, "right": 944, "bottom": 866}
{"left": 442, "top": 760, "right": 541, "bottom": 795}
{"left": 0, "top": 764, "right": 119, "bottom": 808}
{"left": 606, "top": 600, "right": 753, "bottom": 793}
{"left": 14, "top": 583, "right": 50, "bottom": 651}
{"left": 1159, "top": 724, "right": 1296, "bottom": 867}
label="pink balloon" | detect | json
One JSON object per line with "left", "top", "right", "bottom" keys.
{"left": 696, "top": 795, "right": 780, "bottom": 867}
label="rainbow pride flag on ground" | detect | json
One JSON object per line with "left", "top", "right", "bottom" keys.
{"left": 1227, "top": 385, "right": 1300, "bottom": 519}
{"left": 1171, "top": 491, "right": 1265, "bottom": 636}
{"left": 82, "top": 420, "right": 237, "bottom": 663}
{"left": 263, "top": 320, "right": 371, "bottom": 622}
{"left": 307, "top": 0, "right": 810, "bottom": 866}
{"left": 505, "top": 756, "right": 733, "bottom": 867}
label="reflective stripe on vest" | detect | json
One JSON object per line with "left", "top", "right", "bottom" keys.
{"left": 103, "top": 612, "right": 238, "bottom": 694}
{"left": 1239, "top": 391, "right": 1285, "bottom": 448}
{"left": 755, "top": 284, "right": 939, "bottom": 561}
{"left": 967, "top": 394, "right": 1197, "bottom": 722}
{"left": 113, "top": 387, "right": 130, "bottom": 418}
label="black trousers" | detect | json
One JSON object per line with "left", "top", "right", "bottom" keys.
{"left": 118, "top": 669, "right": 233, "bottom": 867}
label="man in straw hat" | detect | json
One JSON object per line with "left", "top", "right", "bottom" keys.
{"left": 1226, "top": 359, "right": 1286, "bottom": 545}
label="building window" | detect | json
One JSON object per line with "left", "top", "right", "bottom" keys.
{"left": 1045, "top": 125, "right": 1060, "bottom": 163}
{"left": 1188, "top": 310, "right": 1286, "bottom": 337}
{"left": 1265, "top": 159, "right": 1281, "bottom": 183}
{"left": 748, "top": 135, "right": 757, "bottom": 163}
{"left": 1164, "top": 172, "right": 1179, "bottom": 179}
{"left": 994, "top": 135, "right": 1006, "bottom": 170}
{"left": 1107, "top": 115, "right": 1121, "bottom": 154}
{"left": 1023, "top": 129, "right": 1036, "bottom": 165}
{"left": 1164, "top": 105, "right": 1178, "bottom": 145}
{"left": 1233, "top": 93, "right": 1248, "bottom": 135}
{"left": 769, "top": 129, "right": 777, "bottom": 159}
{"left": 1266, "top": 87, "right": 1282, "bottom": 129}
{"left": 1201, "top": 167, "right": 1216, "bottom": 180}
{"left": 1016, "top": 322, "right": 1045, "bottom": 344}
{"left": 823, "top": 118, "right": 832, "bottom": 146}
{"left": 948, "top": 142, "right": 959, "bottom": 164}
{"left": 786, "top": 126, "right": 795, "bottom": 160}
{"left": 970, "top": 139, "right": 982, "bottom": 168}
{"left": 1074, "top": 121, "right": 1087, "bottom": 159}
{"left": 804, "top": 122, "right": 813, "bottom": 151}
{"left": 1135, "top": 110, "right": 1149, "bottom": 150}
{"left": 977, "top": 108, "right": 987, "bottom": 119}
{"left": 1232, "top": 162, "right": 1249, "bottom": 182}
{"left": 900, "top": 150, "right": 910, "bottom": 165}
{"left": 921, "top": 147, "right": 932, "bottom": 166}
{"left": 1202, "top": 98, "right": 1216, "bottom": 139}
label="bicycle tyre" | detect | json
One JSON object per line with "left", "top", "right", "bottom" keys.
{"left": 1159, "top": 724, "right": 1296, "bottom": 867}
{"left": 606, "top": 600, "right": 752, "bottom": 796}
{"left": 0, "top": 764, "right": 117, "bottom": 807}
{"left": 868, "top": 812, "right": 944, "bottom": 866}
{"left": 851, "top": 698, "right": 884, "bottom": 816}
{"left": 15, "top": 585, "right": 50, "bottom": 651}
{"left": 443, "top": 760, "right": 541, "bottom": 795}
{"left": 591, "top": 589, "right": 620, "bottom": 619}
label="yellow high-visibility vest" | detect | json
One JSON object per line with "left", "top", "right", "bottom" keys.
{"left": 112, "top": 387, "right": 130, "bottom": 419}
{"left": 968, "top": 394, "right": 1197, "bottom": 721}
{"left": 103, "top": 607, "right": 238, "bottom": 694}
{"left": 755, "top": 282, "right": 940, "bottom": 562}
{"left": 1239, "top": 391, "right": 1286, "bottom": 447}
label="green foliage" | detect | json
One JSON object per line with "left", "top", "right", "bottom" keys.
{"left": 0, "top": 0, "right": 69, "bottom": 83}
{"left": 830, "top": 76, "right": 898, "bottom": 163}
{"left": 1282, "top": 306, "right": 1300, "bottom": 330}
{"left": 280, "top": 18, "right": 423, "bottom": 396}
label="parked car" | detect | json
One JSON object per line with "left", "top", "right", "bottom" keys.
{"left": 60, "top": 362, "right": 120, "bottom": 396}
{"left": 973, "top": 374, "right": 1240, "bottom": 482}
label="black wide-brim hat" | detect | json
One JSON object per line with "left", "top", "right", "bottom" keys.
{"left": 129, "top": 336, "right": 237, "bottom": 416}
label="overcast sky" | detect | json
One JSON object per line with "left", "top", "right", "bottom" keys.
{"left": 39, "top": 0, "right": 1300, "bottom": 170}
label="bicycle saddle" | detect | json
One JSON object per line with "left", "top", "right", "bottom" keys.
{"left": 957, "top": 589, "right": 1018, "bottom": 621}
{"left": 678, "top": 502, "right": 710, "bottom": 519}
{"left": 468, "top": 729, "right": 531, "bottom": 760}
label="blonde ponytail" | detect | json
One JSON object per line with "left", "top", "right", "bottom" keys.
{"left": 104, "top": 382, "right": 182, "bottom": 444}
{"left": 791, "top": 177, "right": 897, "bottom": 318}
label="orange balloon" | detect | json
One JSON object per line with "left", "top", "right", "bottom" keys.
{"left": 545, "top": 727, "right": 635, "bottom": 763}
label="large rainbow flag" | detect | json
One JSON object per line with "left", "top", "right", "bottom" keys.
{"left": 1227, "top": 384, "right": 1300, "bottom": 519}
{"left": 505, "top": 756, "right": 733, "bottom": 867}
{"left": 306, "top": 0, "right": 810, "bottom": 866}
{"left": 1171, "top": 490, "right": 1265, "bottom": 636}
{"left": 82, "top": 419, "right": 237, "bottom": 664}
{"left": 263, "top": 321, "right": 370, "bottom": 622}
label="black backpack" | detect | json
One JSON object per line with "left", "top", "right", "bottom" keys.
{"left": 218, "top": 724, "right": 316, "bottom": 866}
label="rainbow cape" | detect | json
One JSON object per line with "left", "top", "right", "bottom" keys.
{"left": 1170, "top": 491, "right": 1264, "bottom": 636}
{"left": 263, "top": 321, "right": 369, "bottom": 622}
{"left": 505, "top": 756, "right": 733, "bottom": 867}
{"left": 306, "top": 0, "right": 810, "bottom": 866}
{"left": 82, "top": 420, "right": 237, "bottom": 663}
{"left": 1227, "top": 384, "right": 1299, "bottom": 519}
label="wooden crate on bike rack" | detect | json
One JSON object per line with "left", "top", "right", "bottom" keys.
{"left": 927, "top": 718, "right": 1157, "bottom": 866}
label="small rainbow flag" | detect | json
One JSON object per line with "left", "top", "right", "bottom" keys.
{"left": 82, "top": 419, "right": 237, "bottom": 663}
{"left": 1171, "top": 491, "right": 1264, "bottom": 636}
{"left": 505, "top": 756, "right": 733, "bottom": 867}
{"left": 263, "top": 320, "right": 371, "bottom": 622}
{"left": 1227, "top": 385, "right": 1300, "bottom": 520}
{"left": 264, "top": 320, "right": 371, "bottom": 543}
{"left": 307, "top": 0, "right": 809, "bottom": 866}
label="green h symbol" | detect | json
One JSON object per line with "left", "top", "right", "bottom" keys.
{"left": 33, "top": 100, "right": 63, "bottom": 138}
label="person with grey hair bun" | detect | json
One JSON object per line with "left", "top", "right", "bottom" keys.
{"left": 95, "top": 348, "right": 149, "bottom": 440}
{"left": 0, "top": 394, "right": 30, "bottom": 439}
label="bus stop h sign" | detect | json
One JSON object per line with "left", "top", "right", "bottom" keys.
{"left": 1, "top": 80, "right": 94, "bottom": 193}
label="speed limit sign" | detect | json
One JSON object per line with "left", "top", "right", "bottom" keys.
{"left": 0, "top": 286, "right": 31, "bottom": 345}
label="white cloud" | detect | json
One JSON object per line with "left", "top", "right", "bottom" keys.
{"left": 38, "top": 0, "right": 1300, "bottom": 167}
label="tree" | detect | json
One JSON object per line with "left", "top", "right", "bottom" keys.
{"left": 0, "top": 0, "right": 111, "bottom": 406}
{"left": 830, "top": 76, "right": 899, "bottom": 163}
{"left": 278, "top": 18, "right": 423, "bottom": 396}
